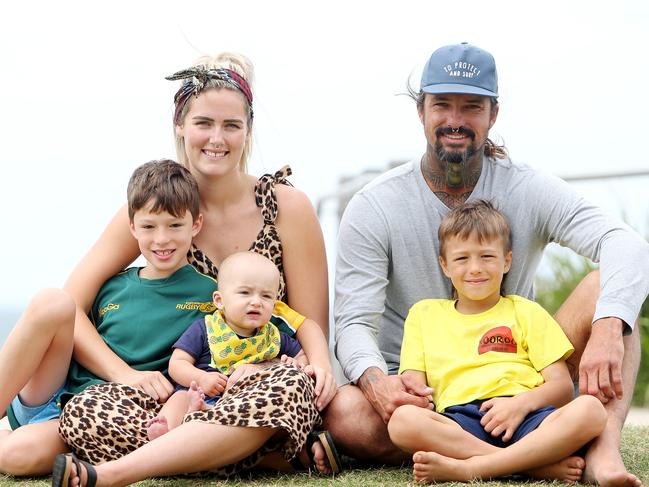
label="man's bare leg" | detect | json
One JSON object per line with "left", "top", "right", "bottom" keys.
{"left": 322, "top": 384, "right": 409, "bottom": 464}
{"left": 584, "top": 327, "right": 640, "bottom": 487}
{"left": 554, "top": 270, "right": 642, "bottom": 487}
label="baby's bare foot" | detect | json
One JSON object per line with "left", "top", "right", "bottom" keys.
{"left": 187, "top": 380, "right": 206, "bottom": 413}
{"left": 146, "top": 415, "right": 169, "bottom": 441}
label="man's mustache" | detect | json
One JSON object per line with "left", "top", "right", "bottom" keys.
{"left": 436, "top": 126, "right": 476, "bottom": 140}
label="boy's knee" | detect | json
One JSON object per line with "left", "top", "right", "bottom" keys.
{"left": 387, "top": 405, "right": 420, "bottom": 446}
{"left": 574, "top": 395, "right": 607, "bottom": 432}
{"left": 27, "top": 288, "right": 75, "bottom": 328}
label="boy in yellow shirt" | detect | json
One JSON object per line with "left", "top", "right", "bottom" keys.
{"left": 387, "top": 200, "right": 607, "bottom": 484}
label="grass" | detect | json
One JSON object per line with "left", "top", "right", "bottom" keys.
{"left": 1, "top": 426, "right": 647, "bottom": 487}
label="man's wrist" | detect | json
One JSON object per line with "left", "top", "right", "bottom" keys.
{"left": 592, "top": 317, "right": 624, "bottom": 336}
{"left": 358, "top": 367, "right": 386, "bottom": 392}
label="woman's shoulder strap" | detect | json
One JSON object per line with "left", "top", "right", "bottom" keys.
{"left": 255, "top": 165, "right": 293, "bottom": 224}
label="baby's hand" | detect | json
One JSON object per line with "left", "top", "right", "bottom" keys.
{"left": 479, "top": 396, "right": 530, "bottom": 442}
{"left": 198, "top": 371, "right": 227, "bottom": 397}
{"left": 280, "top": 354, "right": 302, "bottom": 368}
{"left": 303, "top": 364, "right": 337, "bottom": 411}
{"left": 225, "top": 363, "right": 266, "bottom": 391}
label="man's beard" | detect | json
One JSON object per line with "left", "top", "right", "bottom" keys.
{"left": 433, "top": 127, "right": 479, "bottom": 187}
{"left": 434, "top": 126, "right": 477, "bottom": 166}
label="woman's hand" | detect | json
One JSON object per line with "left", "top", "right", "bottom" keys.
{"left": 113, "top": 368, "right": 174, "bottom": 403}
{"left": 303, "top": 364, "right": 337, "bottom": 411}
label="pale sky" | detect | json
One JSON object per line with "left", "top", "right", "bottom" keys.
{"left": 2, "top": 0, "right": 648, "bottom": 309}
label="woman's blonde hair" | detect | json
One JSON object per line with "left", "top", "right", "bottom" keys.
{"left": 173, "top": 52, "right": 255, "bottom": 173}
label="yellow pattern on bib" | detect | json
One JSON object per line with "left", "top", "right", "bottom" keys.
{"left": 205, "top": 311, "right": 282, "bottom": 375}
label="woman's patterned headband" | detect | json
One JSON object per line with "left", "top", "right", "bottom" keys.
{"left": 166, "top": 66, "right": 254, "bottom": 124}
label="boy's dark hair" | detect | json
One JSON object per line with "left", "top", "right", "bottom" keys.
{"left": 127, "top": 159, "right": 200, "bottom": 221}
{"left": 438, "top": 200, "right": 512, "bottom": 259}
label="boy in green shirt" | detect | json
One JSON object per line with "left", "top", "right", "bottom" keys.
{"left": 0, "top": 159, "right": 215, "bottom": 475}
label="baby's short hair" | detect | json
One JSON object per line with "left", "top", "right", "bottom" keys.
{"left": 438, "top": 200, "right": 511, "bottom": 258}
{"left": 127, "top": 159, "right": 200, "bottom": 221}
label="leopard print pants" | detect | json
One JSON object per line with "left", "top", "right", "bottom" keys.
{"left": 59, "top": 364, "right": 320, "bottom": 476}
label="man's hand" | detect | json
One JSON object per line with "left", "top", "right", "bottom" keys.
{"left": 480, "top": 396, "right": 530, "bottom": 442}
{"left": 401, "top": 371, "right": 435, "bottom": 407}
{"left": 579, "top": 317, "right": 625, "bottom": 402}
{"left": 198, "top": 371, "right": 228, "bottom": 397}
{"left": 358, "top": 367, "right": 432, "bottom": 423}
{"left": 113, "top": 369, "right": 174, "bottom": 403}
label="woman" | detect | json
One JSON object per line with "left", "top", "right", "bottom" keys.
{"left": 2, "top": 52, "right": 334, "bottom": 479}
{"left": 67, "top": 53, "right": 330, "bottom": 397}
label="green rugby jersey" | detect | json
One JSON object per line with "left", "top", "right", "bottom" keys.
{"left": 66, "top": 265, "right": 218, "bottom": 394}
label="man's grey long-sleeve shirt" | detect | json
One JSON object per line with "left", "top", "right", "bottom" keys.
{"left": 334, "top": 157, "right": 649, "bottom": 382}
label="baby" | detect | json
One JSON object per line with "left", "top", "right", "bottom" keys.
{"left": 147, "top": 251, "right": 306, "bottom": 439}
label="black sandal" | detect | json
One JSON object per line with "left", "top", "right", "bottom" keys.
{"left": 290, "top": 430, "right": 342, "bottom": 474}
{"left": 52, "top": 453, "right": 97, "bottom": 487}
{"left": 309, "top": 430, "right": 342, "bottom": 474}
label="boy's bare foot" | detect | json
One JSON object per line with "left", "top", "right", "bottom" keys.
{"left": 187, "top": 381, "right": 206, "bottom": 413}
{"left": 412, "top": 451, "right": 474, "bottom": 483}
{"left": 525, "top": 456, "right": 585, "bottom": 483}
{"left": 146, "top": 415, "right": 169, "bottom": 441}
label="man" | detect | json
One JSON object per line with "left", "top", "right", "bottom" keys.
{"left": 327, "top": 42, "right": 648, "bottom": 486}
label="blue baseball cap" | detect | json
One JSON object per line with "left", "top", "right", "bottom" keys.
{"left": 420, "top": 42, "right": 498, "bottom": 97}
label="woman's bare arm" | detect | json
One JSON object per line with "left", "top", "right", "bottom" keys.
{"left": 275, "top": 185, "right": 329, "bottom": 339}
{"left": 63, "top": 204, "right": 173, "bottom": 401}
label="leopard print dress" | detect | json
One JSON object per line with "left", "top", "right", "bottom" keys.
{"left": 58, "top": 167, "right": 321, "bottom": 475}
{"left": 59, "top": 364, "right": 320, "bottom": 475}
{"left": 187, "top": 165, "right": 292, "bottom": 302}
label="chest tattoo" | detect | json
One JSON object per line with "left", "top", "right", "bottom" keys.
{"left": 433, "top": 191, "right": 472, "bottom": 208}
{"left": 420, "top": 156, "right": 481, "bottom": 209}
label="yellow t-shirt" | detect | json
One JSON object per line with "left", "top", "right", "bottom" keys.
{"left": 399, "top": 295, "right": 574, "bottom": 413}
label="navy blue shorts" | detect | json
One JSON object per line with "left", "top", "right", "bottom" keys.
{"left": 442, "top": 399, "right": 556, "bottom": 447}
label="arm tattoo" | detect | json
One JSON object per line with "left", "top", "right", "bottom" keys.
{"left": 359, "top": 367, "right": 383, "bottom": 389}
